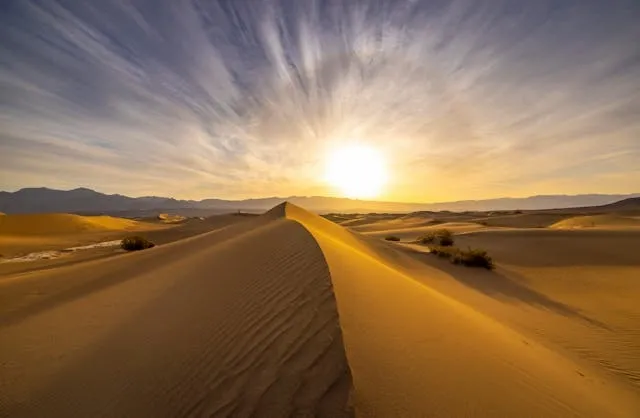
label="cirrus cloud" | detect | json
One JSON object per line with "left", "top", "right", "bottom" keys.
{"left": 1, "top": 0, "right": 639, "bottom": 201}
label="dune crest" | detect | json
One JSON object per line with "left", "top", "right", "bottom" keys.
{"left": 282, "top": 202, "right": 639, "bottom": 417}
{"left": 0, "top": 208, "right": 353, "bottom": 417}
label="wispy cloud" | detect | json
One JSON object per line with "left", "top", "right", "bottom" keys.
{"left": 1, "top": 0, "right": 639, "bottom": 201}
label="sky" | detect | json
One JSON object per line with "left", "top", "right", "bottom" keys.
{"left": 1, "top": 0, "right": 639, "bottom": 203}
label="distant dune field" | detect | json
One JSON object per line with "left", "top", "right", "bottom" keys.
{"left": 1, "top": 203, "right": 639, "bottom": 416}
{"left": 0, "top": 213, "right": 250, "bottom": 276}
{"left": 356, "top": 221, "right": 498, "bottom": 241}
{"left": 0, "top": 213, "right": 156, "bottom": 235}
{"left": 0, "top": 213, "right": 168, "bottom": 264}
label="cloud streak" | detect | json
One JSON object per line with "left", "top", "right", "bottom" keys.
{"left": 1, "top": 0, "right": 639, "bottom": 201}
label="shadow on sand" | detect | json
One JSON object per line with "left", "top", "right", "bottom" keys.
{"left": 403, "top": 246, "right": 611, "bottom": 331}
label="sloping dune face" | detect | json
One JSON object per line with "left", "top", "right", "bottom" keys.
{"left": 0, "top": 209, "right": 353, "bottom": 417}
{"left": 0, "top": 213, "right": 152, "bottom": 235}
{"left": 284, "top": 203, "right": 639, "bottom": 417}
{"left": 551, "top": 214, "right": 640, "bottom": 229}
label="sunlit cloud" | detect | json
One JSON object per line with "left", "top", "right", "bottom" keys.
{"left": 1, "top": 0, "right": 639, "bottom": 201}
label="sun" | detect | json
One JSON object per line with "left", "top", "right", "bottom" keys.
{"left": 325, "top": 143, "right": 388, "bottom": 199}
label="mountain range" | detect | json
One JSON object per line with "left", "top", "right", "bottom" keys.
{"left": 1, "top": 187, "right": 639, "bottom": 215}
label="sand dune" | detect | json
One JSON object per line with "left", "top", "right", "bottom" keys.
{"left": 360, "top": 221, "right": 496, "bottom": 241}
{"left": 454, "top": 229, "right": 640, "bottom": 266}
{"left": 0, "top": 213, "right": 169, "bottom": 267}
{"left": 0, "top": 214, "right": 256, "bottom": 278}
{"left": 336, "top": 210, "right": 587, "bottom": 231}
{"left": 287, "top": 204, "right": 640, "bottom": 417}
{"left": 0, "top": 213, "right": 159, "bottom": 236}
{"left": 1, "top": 203, "right": 639, "bottom": 417}
{"left": 157, "top": 213, "right": 187, "bottom": 223}
{"left": 471, "top": 212, "right": 572, "bottom": 228}
{"left": 551, "top": 214, "right": 640, "bottom": 229}
{"left": 352, "top": 217, "right": 440, "bottom": 232}
{"left": 0, "top": 207, "right": 352, "bottom": 417}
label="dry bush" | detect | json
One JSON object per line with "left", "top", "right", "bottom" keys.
{"left": 121, "top": 236, "right": 155, "bottom": 251}
{"left": 429, "top": 246, "right": 494, "bottom": 269}
{"left": 418, "top": 229, "right": 454, "bottom": 246}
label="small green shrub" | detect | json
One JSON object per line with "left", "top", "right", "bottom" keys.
{"left": 418, "top": 229, "right": 454, "bottom": 246}
{"left": 428, "top": 246, "right": 494, "bottom": 269}
{"left": 121, "top": 236, "right": 155, "bottom": 251}
{"left": 385, "top": 235, "right": 400, "bottom": 241}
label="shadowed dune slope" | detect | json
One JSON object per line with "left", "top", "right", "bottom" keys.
{"left": 454, "top": 229, "right": 640, "bottom": 267}
{"left": 473, "top": 212, "right": 572, "bottom": 228}
{"left": 345, "top": 216, "right": 436, "bottom": 232}
{"left": 359, "top": 221, "right": 494, "bottom": 241}
{"left": 551, "top": 214, "right": 640, "bottom": 229}
{"left": 0, "top": 209, "right": 352, "bottom": 417}
{"left": 284, "top": 203, "right": 640, "bottom": 417}
{"left": 339, "top": 211, "right": 575, "bottom": 234}
{"left": 0, "top": 213, "right": 158, "bottom": 235}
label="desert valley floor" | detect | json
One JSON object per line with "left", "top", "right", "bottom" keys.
{"left": 1, "top": 203, "right": 640, "bottom": 417}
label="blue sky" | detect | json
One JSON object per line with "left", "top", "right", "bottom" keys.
{"left": 1, "top": 0, "right": 639, "bottom": 202}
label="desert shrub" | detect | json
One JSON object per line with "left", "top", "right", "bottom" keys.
{"left": 428, "top": 246, "right": 494, "bottom": 269}
{"left": 451, "top": 248, "right": 494, "bottom": 269}
{"left": 418, "top": 229, "right": 454, "bottom": 246}
{"left": 385, "top": 235, "right": 400, "bottom": 241}
{"left": 417, "top": 233, "right": 436, "bottom": 244}
{"left": 438, "top": 234, "right": 454, "bottom": 246}
{"left": 121, "top": 236, "right": 155, "bottom": 251}
{"left": 429, "top": 246, "right": 457, "bottom": 258}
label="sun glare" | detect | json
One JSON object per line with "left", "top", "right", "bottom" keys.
{"left": 325, "top": 144, "right": 388, "bottom": 199}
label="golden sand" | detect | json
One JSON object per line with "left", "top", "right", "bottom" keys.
{"left": 551, "top": 214, "right": 640, "bottom": 229}
{"left": 0, "top": 213, "right": 158, "bottom": 236}
{"left": 1, "top": 203, "right": 639, "bottom": 417}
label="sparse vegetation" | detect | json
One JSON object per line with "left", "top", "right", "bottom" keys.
{"left": 439, "top": 235, "right": 454, "bottom": 246}
{"left": 121, "top": 236, "right": 155, "bottom": 251}
{"left": 385, "top": 235, "right": 400, "bottom": 241}
{"left": 417, "top": 229, "right": 454, "bottom": 246}
{"left": 428, "top": 246, "right": 494, "bottom": 269}
{"left": 451, "top": 248, "right": 494, "bottom": 269}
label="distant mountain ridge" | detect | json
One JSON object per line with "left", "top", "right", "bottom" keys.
{"left": 1, "top": 187, "right": 639, "bottom": 214}
{"left": 597, "top": 197, "right": 640, "bottom": 211}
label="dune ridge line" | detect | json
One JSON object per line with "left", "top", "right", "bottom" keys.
{"left": 0, "top": 206, "right": 354, "bottom": 417}
{"left": 280, "top": 202, "right": 639, "bottom": 417}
